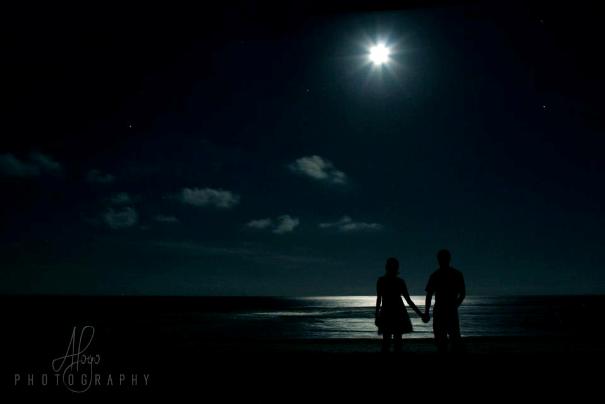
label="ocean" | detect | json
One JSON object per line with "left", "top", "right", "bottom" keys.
{"left": 139, "top": 295, "right": 604, "bottom": 340}
{"left": 3, "top": 295, "right": 603, "bottom": 341}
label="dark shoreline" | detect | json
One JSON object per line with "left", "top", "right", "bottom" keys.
{"left": 175, "top": 335, "right": 605, "bottom": 354}
{"left": 4, "top": 336, "right": 604, "bottom": 398}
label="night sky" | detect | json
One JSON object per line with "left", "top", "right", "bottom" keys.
{"left": 2, "top": 2, "right": 604, "bottom": 295}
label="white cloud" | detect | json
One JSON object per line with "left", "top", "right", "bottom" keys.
{"left": 30, "top": 153, "right": 62, "bottom": 172}
{"left": 289, "top": 155, "right": 347, "bottom": 184}
{"left": 319, "top": 216, "right": 383, "bottom": 232}
{"left": 0, "top": 153, "right": 61, "bottom": 177}
{"left": 0, "top": 154, "right": 37, "bottom": 177}
{"left": 154, "top": 214, "right": 179, "bottom": 224}
{"left": 179, "top": 187, "right": 240, "bottom": 208}
{"left": 246, "top": 218, "right": 273, "bottom": 229}
{"left": 247, "top": 215, "right": 300, "bottom": 234}
{"left": 109, "top": 192, "right": 133, "bottom": 205}
{"left": 273, "top": 215, "right": 300, "bottom": 234}
{"left": 103, "top": 207, "right": 138, "bottom": 229}
{"left": 87, "top": 169, "right": 115, "bottom": 184}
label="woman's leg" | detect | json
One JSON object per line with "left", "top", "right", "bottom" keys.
{"left": 393, "top": 333, "right": 403, "bottom": 352}
{"left": 381, "top": 332, "right": 392, "bottom": 352}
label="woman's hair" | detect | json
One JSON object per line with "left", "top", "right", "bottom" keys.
{"left": 385, "top": 257, "right": 399, "bottom": 275}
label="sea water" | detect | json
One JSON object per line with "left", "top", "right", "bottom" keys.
{"left": 172, "top": 295, "right": 602, "bottom": 339}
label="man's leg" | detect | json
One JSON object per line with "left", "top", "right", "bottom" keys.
{"left": 433, "top": 311, "right": 448, "bottom": 353}
{"left": 393, "top": 333, "right": 403, "bottom": 352}
{"left": 448, "top": 311, "right": 463, "bottom": 353}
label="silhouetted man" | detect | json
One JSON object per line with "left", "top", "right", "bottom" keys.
{"left": 423, "top": 249, "right": 466, "bottom": 353}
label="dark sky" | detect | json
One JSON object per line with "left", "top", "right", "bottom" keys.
{"left": 1, "top": 1, "right": 605, "bottom": 295}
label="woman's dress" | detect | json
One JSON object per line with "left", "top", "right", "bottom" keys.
{"left": 376, "top": 275, "right": 413, "bottom": 335}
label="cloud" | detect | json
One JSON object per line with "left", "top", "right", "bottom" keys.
{"left": 149, "top": 241, "right": 327, "bottom": 266}
{"left": 103, "top": 207, "right": 138, "bottom": 229}
{"left": 273, "top": 215, "right": 300, "bottom": 234}
{"left": 179, "top": 187, "right": 240, "bottom": 208}
{"left": 247, "top": 215, "right": 300, "bottom": 234}
{"left": 109, "top": 192, "right": 133, "bottom": 205}
{"left": 246, "top": 218, "right": 273, "bottom": 229}
{"left": 154, "top": 214, "right": 179, "bottom": 224}
{"left": 30, "top": 153, "right": 62, "bottom": 172}
{"left": 87, "top": 169, "right": 115, "bottom": 184}
{"left": 0, "top": 152, "right": 61, "bottom": 177}
{"left": 0, "top": 154, "right": 37, "bottom": 177}
{"left": 289, "top": 155, "right": 347, "bottom": 184}
{"left": 319, "top": 216, "right": 383, "bottom": 232}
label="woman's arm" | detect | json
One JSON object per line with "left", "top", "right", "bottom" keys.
{"left": 375, "top": 279, "right": 382, "bottom": 324}
{"left": 375, "top": 295, "right": 382, "bottom": 323}
{"left": 402, "top": 281, "right": 423, "bottom": 317}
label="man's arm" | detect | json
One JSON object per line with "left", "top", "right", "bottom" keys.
{"left": 424, "top": 291, "right": 433, "bottom": 322}
{"left": 423, "top": 274, "right": 434, "bottom": 322}
{"left": 456, "top": 274, "right": 466, "bottom": 307}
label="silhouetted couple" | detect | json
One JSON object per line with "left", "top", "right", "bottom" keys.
{"left": 375, "top": 249, "right": 466, "bottom": 353}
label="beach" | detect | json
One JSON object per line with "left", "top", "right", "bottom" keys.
{"left": 6, "top": 333, "right": 604, "bottom": 397}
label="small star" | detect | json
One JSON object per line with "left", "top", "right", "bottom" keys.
{"left": 128, "top": 123, "right": 133, "bottom": 129}
{"left": 542, "top": 105, "right": 547, "bottom": 110}
{"left": 305, "top": 88, "right": 310, "bottom": 93}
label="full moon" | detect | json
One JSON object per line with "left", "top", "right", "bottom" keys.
{"left": 368, "top": 44, "right": 390, "bottom": 65}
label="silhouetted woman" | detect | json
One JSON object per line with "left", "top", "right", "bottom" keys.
{"left": 375, "top": 257, "right": 424, "bottom": 352}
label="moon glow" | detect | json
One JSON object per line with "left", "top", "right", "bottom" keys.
{"left": 368, "top": 44, "right": 390, "bottom": 65}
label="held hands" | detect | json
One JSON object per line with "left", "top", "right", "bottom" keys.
{"left": 415, "top": 309, "right": 430, "bottom": 323}
{"left": 421, "top": 312, "right": 430, "bottom": 323}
